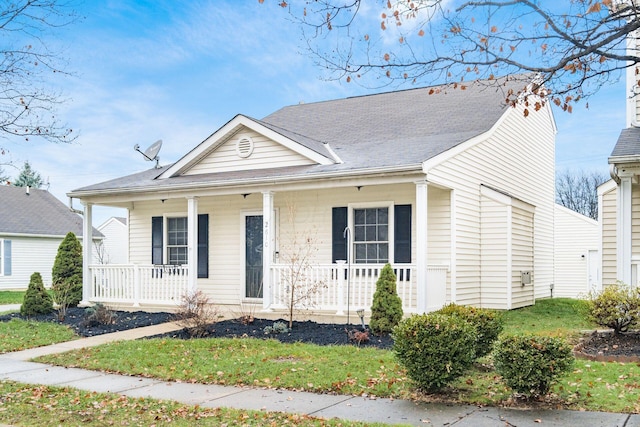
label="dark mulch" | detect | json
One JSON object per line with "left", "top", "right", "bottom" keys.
{"left": 153, "top": 317, "right": 394, "bottom": 350}
{"left": 0, "top": 307, "right": 173, "bottom": 337}
{"left": 578, "top": 331, "right": 640, "bottom": 358}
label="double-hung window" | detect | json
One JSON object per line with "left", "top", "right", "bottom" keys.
{"left": 353, "top": 207, "right": 389, "bottom": 264}
{"left": 167, "top": 217, "right": 188, "bottom": 265}
{"left": 0, "top": 239, "right": 11, "bottom": 276}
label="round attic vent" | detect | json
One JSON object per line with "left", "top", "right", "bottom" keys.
{"left": 236, "top": 136, "right": 254, "bottom": 158}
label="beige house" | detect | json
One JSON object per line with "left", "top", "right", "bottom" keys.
{"left": 69, "top": 76, "right": 557, "bottom": 314}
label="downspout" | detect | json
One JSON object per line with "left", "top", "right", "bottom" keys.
{"left": 68, "top": 196, "right": 84, "bottom": 215}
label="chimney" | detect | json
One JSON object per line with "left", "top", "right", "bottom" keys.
{"left": 26, "top": 186, "right": 30, "bottom": 195}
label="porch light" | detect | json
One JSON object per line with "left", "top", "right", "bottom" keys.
{"left": 356, "top": 309, "right": 365, "bottom": 330}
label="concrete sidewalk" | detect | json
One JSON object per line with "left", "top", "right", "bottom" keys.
{"left": 0, "top": 319, "right": 637, "bottom": 426}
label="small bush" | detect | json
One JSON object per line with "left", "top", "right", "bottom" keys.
{"left": 392, "top": 313, "right": 477, "bottom": 392}
{"left": 173, "top": 290, "right": 219, "bottom": 338}
{"left": 264, "top": 321, "right": 289, "bottom": 335}
{"left": 346, "top": 328, "right": 370, "bottom": 345}
{"left": 82, "top": 303, "right": 116, "bottom": 327}
{"left": 369, "top": 263, "right": 403, "bottom": 336}
{"left": 21, "top": 272, "right": 53, "bottom": 316}
{"left": 435, "top": 303, "right": 503, "bottom": 358}
{"left": 493, "top": 334, "right": 575, "bottom": 398}
{"left": 587, "top": 283, "right": 640, "bottom": 334}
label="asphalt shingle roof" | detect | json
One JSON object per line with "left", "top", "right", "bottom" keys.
{"left": 0, "top": 185, "right": 97, "bottom": 237}
{"left": 71, "top": 75, "right": 533, "bottom": 195}
{"left": 610, "top": 127, "right": 640, "bottom": 159}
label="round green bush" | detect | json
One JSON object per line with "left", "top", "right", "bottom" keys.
{"left": 434, "top": 303, "right": 503, "bottom": 358}
{"left": 493, "top": 334, "right": 575, "bottom": 398}
{"left": 392, "top": 313, "right": 477, "bottom": 392}
{"left": 369, "top": 263, "right": 403, "bottom": 336}
{"left": 587, "top": 283, "right": 640, "bottom": 335}
{"left": 21, "top": 272, "right": 53, "bottom": 316}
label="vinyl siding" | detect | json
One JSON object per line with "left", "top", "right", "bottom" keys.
{"left": 601, "top": 186, "right": 618, "bottom": 285}
{"left": 128, "top": 183, "right": 452, "bottom": 305}
{"left": 183, "top": 129, "right": 316, "bottom": 176}
{"left": 553, "top": 205, "right": 598, "bottom": 298}
{"left": 480, "top": 196, "right": 508, "bottom": 309}
{"left": 511, "top": 207, "right": 534, "bottom": 309}
{"left": 95, "top": 219, "right": 128, "bottom": 264}
{"left": 0, "top": 235, "right": 63, "bottom": 289}
{"left": 427, "top": 102, "right": 555, "bottom": 306}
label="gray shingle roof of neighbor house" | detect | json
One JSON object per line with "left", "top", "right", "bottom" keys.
{"left": 610, "top": 127, "right": 640, "bottom": 159}
{"left": 70, "top": 75, "right": 535, "bottom": 195}
{"left": 0, "top": 185, "right": 102, "bottom": 237}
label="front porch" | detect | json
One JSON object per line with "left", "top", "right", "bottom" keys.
{"left": 87, "top": 263, "right": 449, "bottom": 314}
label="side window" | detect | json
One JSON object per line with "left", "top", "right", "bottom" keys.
{"left": 0, "top": 239, "right": 11, "bottom": 276}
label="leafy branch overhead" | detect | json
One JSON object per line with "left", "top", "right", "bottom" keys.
{"left": 264, "top": 0, "right": 640, "bottom": 110}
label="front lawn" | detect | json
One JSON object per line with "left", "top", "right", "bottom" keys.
{"left": 0, "top": 380, "right": 398, "bottom": 427}
{"left": 33, "top": 298, "right": 640, "bottom": 413}
{"left": 0, "top": 291, "right": 25, "bottom": 305}
{"left": 0, "top": 319, "right": 78, "bottom": 353}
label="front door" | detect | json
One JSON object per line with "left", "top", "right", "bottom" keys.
{"left": 245, "top": 215, "right": 263, "bottom": 298}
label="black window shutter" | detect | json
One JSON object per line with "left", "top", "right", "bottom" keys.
{"left": 151, "top": 216, "right": 163, "bottom": 265}
{"left": 197, "top": 214, "right": 209, "bottom": 278}
{"left": 394, "top": 205, "right": 412, "bottom": 263}
{"left": 332, "top": 207, "right": 348, "bottom": 262}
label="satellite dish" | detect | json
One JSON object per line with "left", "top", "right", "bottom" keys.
{"left": 134, "top": 139, "right": 162, "bottom": 168}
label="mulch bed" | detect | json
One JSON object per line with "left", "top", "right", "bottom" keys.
{"left": 0, "top": 307, "right": 173, "bottom": 337}
{"left": 574, "top": 331, "right": 640, "bottom": 362}
{"left": 152, "top": 317, "right": 394, "bottom": 350}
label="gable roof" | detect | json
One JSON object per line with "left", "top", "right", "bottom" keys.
{"left": 610, "top": 127, "right": 640, "bottom": 161}
{"left": 0, "top": 185, "right": 101, "bottom": 237}
{"left": 70, "top": 75, "right": 535, "bottom": 196}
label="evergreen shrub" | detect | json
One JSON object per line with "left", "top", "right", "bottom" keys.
{"left": 21, "top": 272, "right": 53, "bottom": 316}
{"left": 369, "top": 263, "right": 403, "bottom": 335}
{"left": 435, "top": 303, "right": 503, "bottom": 358}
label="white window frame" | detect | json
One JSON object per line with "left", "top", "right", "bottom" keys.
{"left": 0, "top": 238, "right": 4, "bottom": 276}
{"left": 164, "top": 213, "right": 188, "bottom": 266}
{"left": 348, "top": 201, "right": 394, "bottom": 264}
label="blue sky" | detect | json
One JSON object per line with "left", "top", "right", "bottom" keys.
{"left": 0, "top": 1, "right": 627, "bottom": 225}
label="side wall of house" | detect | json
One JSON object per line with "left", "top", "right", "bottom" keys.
{"left": 511, "top": 206, "right": 535, "bottom": 308}
{"left": 554, "top": 205, "right": 599, "bottom": 298}
{"left": 95, "top": 220, "right": 128, "bottom": 265}
{"left": 0, "top": 235, "right": 62, "bottom": 290}
{"left": 128, "top": 183, "right": 451, "bottom": 306}
{"left": 479, "top": 196, "right": 508, "bottom": 309}
{"left": 427, "top": 103, "right": 555, "bottom": 306}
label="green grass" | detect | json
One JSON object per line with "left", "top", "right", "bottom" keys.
{"left": 0, "top": 318, "right": 78, "bottom": 353}
{"left": 502, "top": 298, "right": 594, "bottom": 339}
{"left": 0, "top": 380, "right": 402, "bottom": 427}
{"left": 0, "top": 290, "right": 25, "bottom": 305}
{"left": 23, "top": 298, "right": 640, "bottom": 413}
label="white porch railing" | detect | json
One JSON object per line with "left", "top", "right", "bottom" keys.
{"left": 89, "top": 264, "right": 189, "bottom": 306}
{"left": 269, "top": 263, "right": 448, "bottom": 314}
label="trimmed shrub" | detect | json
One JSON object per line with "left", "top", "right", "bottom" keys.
{"left": 587, "top": 283, "right": 640, "bottom": 335}
{"left": 369, "top": 263, "right": 403, "bottom": 336}
{"left": 493, "top": 334, "right": 575, "bottom": 398}
{"left": 435, "top": 303, "right": 503, "bottom": 358}
{"left": 392, "top": 313, "right": 477, "bottom": 392}
{"left": 21, "top": 272, "right": 53, "bottom": 316}
{"left": 51, "top": 232, "right": 83, "bottom": 307}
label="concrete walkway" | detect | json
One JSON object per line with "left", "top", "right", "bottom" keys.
{"left": 0, "top": 311, "right": 638, "bottom": 426}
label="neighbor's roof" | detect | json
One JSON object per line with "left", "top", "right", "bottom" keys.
{"left": 0, "top": 185, "right": 101, "bottom": 237}
{"left": 71, "top": 75, "right": 535, "bottom": 196}
{"left": 610, "top": 127, "right": 640, "bottom": 160}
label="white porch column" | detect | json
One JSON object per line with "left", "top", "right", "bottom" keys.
{"left": 262, "top": 191, "right": 274, "bottom": 311}
{"left": 618, "top": 176, "right": 633, "bottom": 285}
{"left": 187, "top": 197, "right": 199, "bottom": 293}
{"left": 415, "top": 181, "right": 428, "bottom": 313}
{"left": 80, "top": 202, "right": 93, "bottom": 306}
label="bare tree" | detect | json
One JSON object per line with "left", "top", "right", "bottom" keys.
{"left": 556, "top": 169, "right": 609, "bottom": 220}
{"left": 278, "top": 202, "right": 327, "bottom": 329}
{"left": 0, "top": 1, "right": 78, "bottom": 152}
{"left": 265, "top": 0, "right": 640, "bottom": 110}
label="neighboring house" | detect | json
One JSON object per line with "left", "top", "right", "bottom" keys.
{"left": 94, "top": 217, "right": 128, "bottom": 264}
{"left": 553, "top": 204, "right": 599, "bottom": 298}
{"left": 69, "top": 75, "right": 557, "bottom": 313}
{"left": 0, "top": 185, "right": 102, "bottom": 290}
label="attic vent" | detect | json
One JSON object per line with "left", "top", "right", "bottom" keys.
{"left": 236, "top": 136, "right": 254, "bottom": 158}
